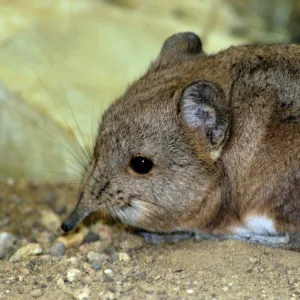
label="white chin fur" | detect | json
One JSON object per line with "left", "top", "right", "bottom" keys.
{"left": 116, "top": 202, "right": 142, "bottom": 226}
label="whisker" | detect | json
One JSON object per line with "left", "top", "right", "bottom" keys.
{"left": 11, "top": 101, "right": 87, "bottom": 171}
{"left": 0, "top": 161, "right": 81, "bottom": 182}
{"left": 91, "top": 102, "right": 96, "bottom": 153}
{"left": 37, "top": 76, "right": 90, "bottom": 164}
{"left": 57, "top": 82, "right": 92, "bottom": 159}
{"left": 8, "top": 146, "right": 86, "bottom": 171}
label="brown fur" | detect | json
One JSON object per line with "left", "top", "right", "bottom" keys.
{"left": 61, "top": 32, "right": 300, "bottom": 241}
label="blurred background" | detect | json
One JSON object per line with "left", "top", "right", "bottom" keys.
{"left": 1, "top": 0, "right": 299, "bottom": 182}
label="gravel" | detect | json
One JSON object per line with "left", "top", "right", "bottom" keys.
{"left": 1, "top": 181, "right": 300, "bottom": 299}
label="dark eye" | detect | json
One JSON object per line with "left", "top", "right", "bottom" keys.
{"left": 130, "top": 156, "right": 153, "bottom": 175}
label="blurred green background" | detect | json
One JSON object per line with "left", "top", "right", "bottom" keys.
{"left": 1, "top": 0, "right": 299, "bottom": 182}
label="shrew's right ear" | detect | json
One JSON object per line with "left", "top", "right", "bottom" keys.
{"left": 180, "top": 80, "right": 230, "bottom": 160}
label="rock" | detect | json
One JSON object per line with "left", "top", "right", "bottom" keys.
{"left": 12, "top": 195, "right": 23, "bottom": 205}
{"left": 40, "top": 209, "right": 61, "bottom": 232}
{"left": 56, "top": 277, "right": 65, "bottom": 287}
{"left": 36, "top": 231, "right": 56, "bottom": 245}
{"left": 119, "top": 235, "right": 143, "bottom": 250}
{"left": 91, "top": 263, "right": 101, "bottom": 271}
{"left": 83, "top": 231, "right": 100, "bottom": 244}
{"left": 118, "top": 252, "right": 130, "bottom": 262}
{"left": 82, "top": 262, "right": 97, "bottom": 277}
{"left": 90, "top": 222, "right": 112, "bottom": 243}
{"left": 40, "top": 255, "right": 51, "bottom": 262}
{"left": 43, "top": 191, "right": 56, "bottom": 208}
{"left": 9, "top": 243, "right": 42, "bottom": 262}
{"left": 87, "top": 251, "right": 108, "bottom": 265}
{"left": 79, "top": 240, "right": 109, "bottom": 254}
{"left": 0, "top": 214, "right": 10, "bottom": 227}
{"left": 104, "top": 245, "right": 117, "bottom": 255}
{"left": 104, "top": 269, "right": 114, "bottom": 277}
{"left": 54, "top": 204, "right": 67, "bottom": 215}
{"left": 30, "top": 289, "right": 43, "bottom": 298}
{"left": 49, "top": 242, "right": 66, "bottom": 256}
{"left": 249, "top": 257, "right": 258, "bottom": 264}
{"left": 0, "top": 232, "right": 17, "bottom": 259}
{"left": 56, "top": 227, "right": 88, "bottom": 248}
{"left": 145, "top": 256, "right": 153, "bottom": 264}
{"left": 6, "top": 178, "right": 15, "bottom": 186}
{"left": 20, "top": 268, "right": 30, "bottom": 276}
{"left": 66, "top": 268, "right": 82, "bottom": 282}
{"left": 82, "top": 274, "right": 92, "bottom": 284}
{"left": 72, "top": 287, "right": 90, "bottom": 300}
{"left": 102, "top": 291, "right": 116, "bottom": 300}
{"left": 104, "top": 275, "right": 114, "bottom": 283}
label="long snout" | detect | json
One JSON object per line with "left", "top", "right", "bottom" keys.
{"left": 61, "top": 192, "right": 91, "bottom": 233}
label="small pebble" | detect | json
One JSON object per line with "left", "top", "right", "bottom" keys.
{"left": 82, "top": 274, "right": 92, "bottom": 284}
{"left": 145, "top": 256, "right": 153, "bottom": 264}
{"left": 72, "top": 287, "right": 90, "bottom": 300}
{"left": 90, "top": 222, "right": 112, "bottom": 242}
{"left": 26, "top": 260, "right": 36, "bottom": 271}
{"left": 79, "top": 240, "right": 109, "bottom": 254}
{"left": 56, "top": 227, "right": 88, "bottom": 248}
{"left": 12, "top": 195, "right": 23, "bottom": 205}
{"left": 40, "top": 255, "right": 51, "bottom": 262}
{"left": 40, "top": 209, "right": 61, "bottom": 232}
{"left": 104, "top": 245, "right": 117, "bottom": 255}
{"left": 36, "top": 231, "right": 56, "bottom": 245}
{"left": 67, "top": 268, "right": 82, "bottom": 282}
{"left": 104, "top": 274, "right": 114, "bottom": 283}
{"left": 31, "top": 289, "right": 43, "bottom": 298}
{"left": 119, "top": 235, "right": 143, "bottom": 250}
{"left": 119, "top": 252, "right": 130, "bottom": 262}
{"left": 249, "top": 257, "right": 258, "bottom": 264}
{"left": 91, "top": 263, "right": 101, "bottom": 270}
{"left": 20, "top": 268, "right": 30, "bottom": 276}
{"left": 186, "top": 289, "right": 194, "bottom": 294}
{"left": 104, "top": 269, "right": 114, "bottom": 277}
{"left": 54, "top": 204, "right": 67, "bottom": 215}
{"left": 43, "top": 191, "right": 56, "bottom": 208}
{"left": 9, "top": 243, "right": 42, "bottom": 262}
{"left": 0, "top": 232, "right": 17, "bottom": 259}
{"left": 0, "top": 215, "right": 10, "bottom": 227}
{"left": 87, "top": 251, "right": 108, "bottom": 265}
{"left": 56, "top": 277, "right": 65, "bottom": 287}
{"left": 50, "top": 242, "right": 66, "bottom": 257}
{"left": 103, "top": 291, "right": 116, "bottom": 300}
{"left": 6, "top": 178, "right": 15, "bottom": 186}
{"left": 83, "top": 231, "right": 100, "bottom": 244}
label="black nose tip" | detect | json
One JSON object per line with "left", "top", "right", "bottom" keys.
{"left": 61, "top": 192, "right": 86, "bottom": 233}
{"left": 61, "top": 221, "right": 74, "bottom": 233}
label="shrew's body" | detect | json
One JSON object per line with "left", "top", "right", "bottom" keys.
{"left": 62, "top": 33, "right": 300, "bottom": 247}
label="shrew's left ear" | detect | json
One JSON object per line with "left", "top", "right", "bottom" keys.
{"left": 180, "top": 80, "right": 230, "bottom": 159}
{"left": 160, "top": 32, "right": 203, "bottom": 56}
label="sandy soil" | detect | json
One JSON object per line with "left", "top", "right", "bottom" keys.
{"left": 1, "top": 180, "right": 300, "bottom": 300}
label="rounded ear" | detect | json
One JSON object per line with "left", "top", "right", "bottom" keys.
{"left": 180, "top": 80, "right": 230, "bottom": 159}
{"left": 160, "top": 32, "right": 203, "bottom": 56}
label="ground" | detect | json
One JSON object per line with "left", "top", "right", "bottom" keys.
{"left": 1, "top": 180, "right": 300, "bottom": 300}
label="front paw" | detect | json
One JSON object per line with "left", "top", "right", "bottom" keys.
{"left": 137, "top": 231, "right": 194, "bottom": 245}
